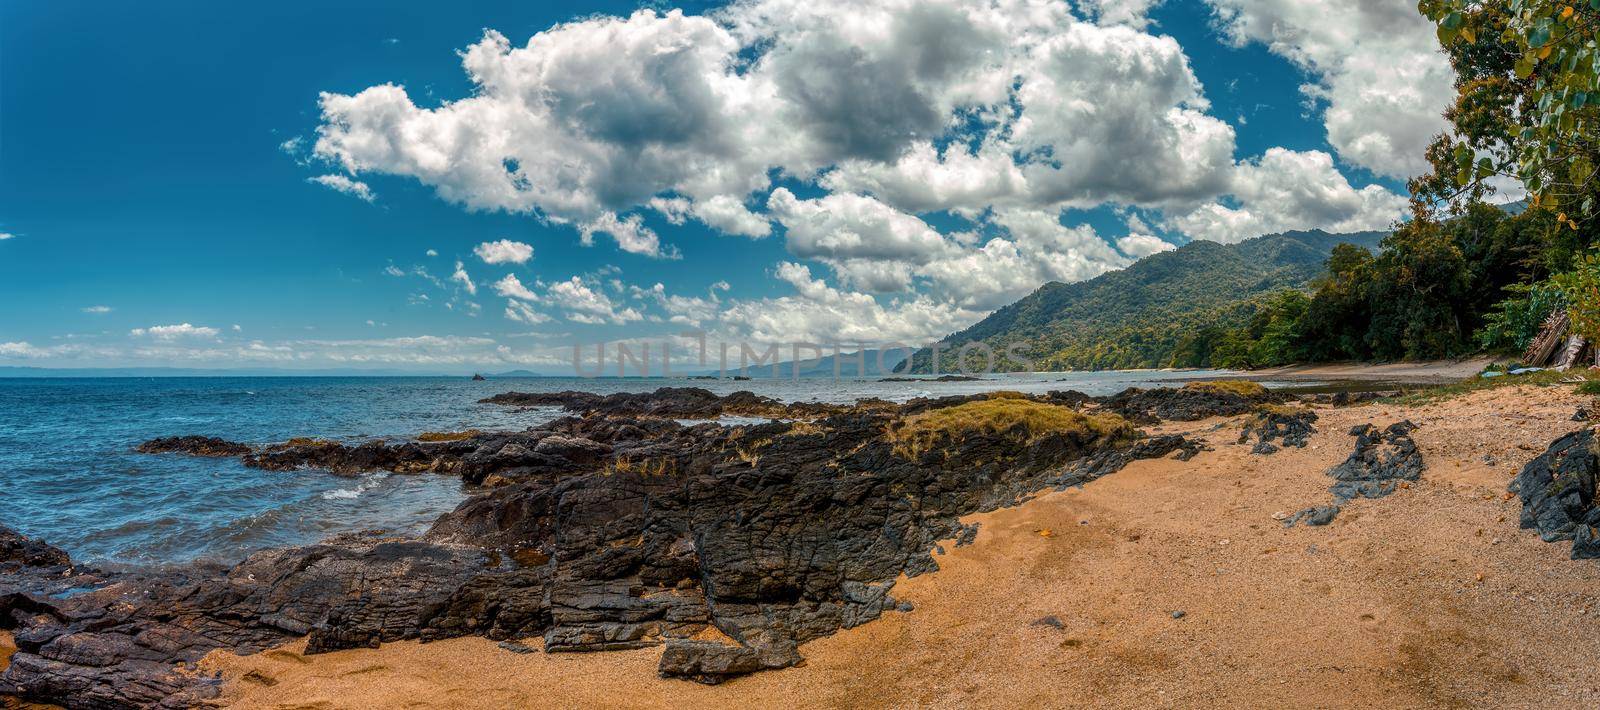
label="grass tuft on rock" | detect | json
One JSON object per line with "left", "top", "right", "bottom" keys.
{"left": 281, "top": 437, "right": 335, "bottom": 448}
{"left": 1254, "top": 403, "right": 1311, "bottom": 418}
{"left": 985, "top": 390, "right": 1031, "bottom": 399}
{"left": 1182, "top": 380, "right": 1268, "bottom": 397}
{"left": 889, "top": 398, "right": 1134, "bottom": 459}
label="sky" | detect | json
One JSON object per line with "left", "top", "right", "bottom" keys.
{"left": 0, "top": 0, "right": 1463, "bottom": 373}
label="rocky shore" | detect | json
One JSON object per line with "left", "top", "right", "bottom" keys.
{"left": 7, "top": 382, "right": 1600, "bottom": 708}
{"left": 1, "top": 386, "right": 1221, "bottom": 708}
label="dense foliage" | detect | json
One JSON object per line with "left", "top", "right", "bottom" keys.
{"left": 1418, "top": 0, "right": 1600, "bottom": 223}
{"left": 1212, "top": 203, "right": 1564, "bottom": 367}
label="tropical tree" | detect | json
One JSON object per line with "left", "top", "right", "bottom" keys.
{"left": 1418, "top": 0, "right": 1600, "bottom": 226}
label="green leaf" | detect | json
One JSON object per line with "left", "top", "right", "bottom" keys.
{"left": 1517, "top": 55, "right": 1537, "bottom": 78}
{"left": 1530, "top": 25, "right": 1552, "bottom": 49}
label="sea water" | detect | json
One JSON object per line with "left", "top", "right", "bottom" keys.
{"left": 0, "top": 370, "right": 1251, "bottom": 566}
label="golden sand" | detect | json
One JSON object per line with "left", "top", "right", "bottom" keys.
{"left": 204, "top": 384, "right": 1600, "bottom": 708}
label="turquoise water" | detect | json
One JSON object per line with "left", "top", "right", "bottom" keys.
{"left": 0, "top": 371, "right": 1248, "bottom": 566}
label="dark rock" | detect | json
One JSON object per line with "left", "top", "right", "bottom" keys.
{"left": 1297, "top": 391, "right": 1396, "bottom": 406}
{"left": 1510, "top": 430, "right": 1599, "bottom": 549}
{"left": 135, "top": 436, "right": 251, "bottom": 457}
{"left": 496, "top": 640, "right": 537, "bottom": 654}
{"left": 1572, "top": 406, "right": 1590, "bottom": 422}
{"left": 1237, "top": 406, "right": 1318, "bottom": 453}
{"left": 0, "top": 535, "right": 493, "bottom": 709}
{"left": 1284, "top": 505, "right": 1340, "bottom": 527}
{"left": 1286, "top": 421, "right": 1423, "bottom": 527}
{"left": 657, "top": 640, "right": 802, "bottom": 684}
{"left": 1040, "top": 390, "right": 1096, "bottom": 408}
{"left": 1326, "top": 421, "right": 1423, "bottom": 501}
{"left": 1170, "top": 610, "right": 1186, "bottom": 619}
{"left": 1030, "top": 615, "right": 1064, "bottom": 629}
{"left": 1101, "top": 383, "right": 1278, "bottom": 424}
{"left": 0, "top": 526, "right": 69, "bottom": 569}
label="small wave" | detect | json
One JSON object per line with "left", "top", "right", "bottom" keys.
{"left": 320, "top": 472, "right": 390, "bottom": 501}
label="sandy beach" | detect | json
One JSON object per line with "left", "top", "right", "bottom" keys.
{"left": 194, "top": 383, "right": 1600, "bottom": 709}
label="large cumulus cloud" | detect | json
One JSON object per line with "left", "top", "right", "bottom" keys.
{"left": 307, "top": 0, "right": 1438, "bottom": 346}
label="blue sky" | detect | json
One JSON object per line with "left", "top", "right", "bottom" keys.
{"left": 0, "top": 0, "right": 1453, "bottom": 372}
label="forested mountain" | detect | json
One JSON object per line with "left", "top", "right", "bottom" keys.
{"left": 904, "top": 229, "right": 1385, "bottom": 373}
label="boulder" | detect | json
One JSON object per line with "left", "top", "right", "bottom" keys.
{"left": 1510, "top": 430, "right": 1600, "bottom": 549}
{"left": 135, "top": 436, "right": 251, "bottom": 457}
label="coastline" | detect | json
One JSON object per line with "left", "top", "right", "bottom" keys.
{"left": 201, "top": 382, "right": 1600, "bottom": 708}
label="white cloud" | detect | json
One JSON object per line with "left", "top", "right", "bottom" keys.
{"left": 546, "top": 276, "right": 642, "bottom": 324}
{"left": 1167, "top": 148, "right": 1408, "bottom": 243}
{"left": 1205, "top": 0, "right": 1454, "bottom": 178}
{"left": 767, "top": 188, "right": 954, "bottom": 264}
{"left": 307, "top": 174, "right": 375, "bottom": 201}
{"left": 1077, "top": 0, "right": 1162, "bottom": 28}
{"left": 473, "top": 239, "right": 534, "bottom": 265}
{"left": 687, "top": 195, "right": 771, "bottom": 238}
{"left": 1116, "top": 233, "right": 1176, "bottom": 258}
{"left": 720, "top": 262, "right": 978, "bottom": 345}
{"left": 384, "top": 264, "right": 406, "bottom": 277}
{"left": 579, "top": 212, "right": 674, "bottom": 258}
{"left": 129, "top": 323, "right": 221, "bottom": 340}
{"left": 914, "top": 208, "right": 1130, "bottom": 310}
{"left": 630, "top": 282, "right": 725, "bottom": 326}
{"left": 492, "top": 273, "right": 540, "bottom": 301}
{"left": 310, "top": 3, "right": 1241, "bottom": 245}
{"left": 0, "top": 233, "right": 15, "bottom": 241}
{"left": 82, "top": 305, "right": 112, "bottom": 314}
{"left": 0, "top": 341, "right": 44, "bottom": 358}
{"left": 505, "top": 300, "right": 551, "bottom": 324}
{"left": 425, "top": 248, "right": 439, "bottom": 257}
{"left": 451, "top": 260, "right": 477, "bottom": 294}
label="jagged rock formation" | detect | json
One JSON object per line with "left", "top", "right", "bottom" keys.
{"left": 1510, "top": 430, "right": 1600, "bottom": 558}
{"left": 1237, "top": 406, "right": 1318, "bottom": 454}
{"left": 1285, "top": 421, "right": 1423, "bottom": 526}
{"left": 4, "top": 392, "right": 1201, "bottom": 708}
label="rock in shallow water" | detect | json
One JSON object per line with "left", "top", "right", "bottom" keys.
{"left": 134, "top": 435, "right": 252, "bottom": 457}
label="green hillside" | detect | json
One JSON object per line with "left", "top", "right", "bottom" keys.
{"left": 904, "top": 229, "right": 1386, "bottom": 373}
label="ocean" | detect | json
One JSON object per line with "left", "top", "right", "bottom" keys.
{"left": 0, "top": 370, "right": 1252, "bottom": 567}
